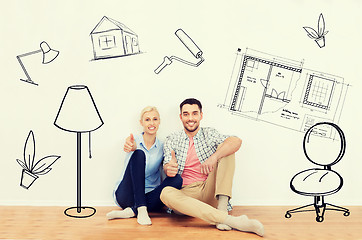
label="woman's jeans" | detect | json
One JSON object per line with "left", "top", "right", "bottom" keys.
{"left": 114, "top": 149, "right": 182, "bottom": 215}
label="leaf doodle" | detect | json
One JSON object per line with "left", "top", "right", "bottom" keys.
{"left": 16, "top": 130, "right": 61, "bottom": 189}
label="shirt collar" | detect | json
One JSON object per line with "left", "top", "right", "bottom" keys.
{"left": 140, "top": 132, "right": 159, "bottom": 149}
{"left": 194, "top": 128, "right": 202, "bottom": 140}
{"left": 182, "top": 127, "right": 202, "bottom": 140}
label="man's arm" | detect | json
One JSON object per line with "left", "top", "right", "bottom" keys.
{"left": 200, "top": 136, "right": 242, "bottom": 175}
{"left": 163, "top": 150, "right": 179, "bottom": 177}
{"left": 163, "top": 135, "right": 179, "bottom": 177}
{"left": 212, "top": 136, "right": 242, "bottom": 160}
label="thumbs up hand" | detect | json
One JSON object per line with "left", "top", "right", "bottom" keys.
{"left": 124, "top": 133, "right": 137, "bottom": 153}
{"left": 164, "top": 150, "right": 178, "bottom": 177}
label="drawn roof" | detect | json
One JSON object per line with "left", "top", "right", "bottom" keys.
{"left": 90, "top": 16, "right": 137, "bottom": 36}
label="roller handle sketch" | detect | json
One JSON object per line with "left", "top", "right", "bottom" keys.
{"left": 154, "top": 28, "right": 204, "bottom": 74}
{"left": 154, "top": 56, "right": 172, "bottom": 74}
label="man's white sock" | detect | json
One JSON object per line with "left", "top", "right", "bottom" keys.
{"left": 224, "top": 215, "right": 264, "bottom": 236}
{"left": 216, "top": 195, "right": 232, "bottom": 231}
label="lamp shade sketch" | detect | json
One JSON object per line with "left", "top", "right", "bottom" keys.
{"left": 154, "top": 28, "right": 204, "bottom": 74}
{"left": 54, "top": 85, "right": 104, "bottom": 218}
{"left": 16, "top": 130, "right": 61, "bottom": 189}
{"left": 285, "top": 122, "right": 350, "bottom": 222}
{"left": 16, "top": 41, "right": 60, "bottom": 86}
{"left": 90, "top": 16, "right": 140, "bottom": 60}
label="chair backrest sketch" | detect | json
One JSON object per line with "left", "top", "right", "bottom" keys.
{"left": 285, "top": 122, "right": 350, "bottom": 222}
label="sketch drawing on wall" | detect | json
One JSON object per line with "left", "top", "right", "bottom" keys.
{"left": 219, "top": 48, "right": 350, "bottom": 133}
{"left": 303, "top": 13, "right": 329, "bottom": 48}
{"left": 90, "top": 16, "right": 140, "bottom": 60}
{"left": 154, "top": 28, "right": 204, "bottom": 74}
{"left": 285, "top": 122, "right": 350, "bottom": 222}
{"left": 54, "top": 85, "right": 104, "bottom": 218}
{"left": 16, "top": 41, "right": 60, "bottom": 86}
{"left": 16, "top": 130, "right": 61, "bottom": 189}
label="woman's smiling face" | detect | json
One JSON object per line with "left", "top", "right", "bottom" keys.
{"left": 140, "top": 110, "right": 160, "bottom": 136}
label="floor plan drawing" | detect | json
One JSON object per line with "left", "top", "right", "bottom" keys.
{"left": 219, "top": 48, "right": 350, "bottom": 132}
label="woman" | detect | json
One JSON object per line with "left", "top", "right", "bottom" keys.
{"left": 107, "top": 106, "right": 182, "bottom": 225}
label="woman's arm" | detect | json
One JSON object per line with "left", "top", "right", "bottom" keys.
{"left": 124, "top": 133, "right": 137, "bottom": 152}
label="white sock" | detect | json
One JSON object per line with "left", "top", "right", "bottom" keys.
{"left": 216, "top": 195, "right": 232, "bottom": 231}
{"left": 224, "top": 215, "right": 264, "bottom": 236}
{"left": 106, "top": 207, "right": 135, "bottom": 220}
{"left": 137, "top": 206, "right": 152, "bottom": 225}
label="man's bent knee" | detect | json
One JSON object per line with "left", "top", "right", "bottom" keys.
{"left": 160, "top": 186, "right": 176, "bottom": 204}
{"left": 217, "top": 153, "right": 235, "bottom": 165}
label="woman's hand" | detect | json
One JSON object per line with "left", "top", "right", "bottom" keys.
{"left": 124, "top": 134, "right": 137, "bottom": 152}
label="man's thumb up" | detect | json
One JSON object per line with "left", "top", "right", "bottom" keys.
{"left": 165, "top": 150, "right": 178, "bottom": 177}
{"left": 170, "top": 150, "right": 177, "bottom": 163}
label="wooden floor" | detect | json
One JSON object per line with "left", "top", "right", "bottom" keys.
{"left": 1, "top": 206, "right": 361, "bottom": 240}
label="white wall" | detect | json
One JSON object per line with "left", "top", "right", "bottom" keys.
{"left": 1, "top": 0, "right": 361, "bottom": 207}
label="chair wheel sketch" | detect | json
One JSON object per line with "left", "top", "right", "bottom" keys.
{"left": 285, "top": 122, "right": 350, "bottom": 222}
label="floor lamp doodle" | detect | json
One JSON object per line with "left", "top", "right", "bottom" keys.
{"left": 54, "top": 85, "right": 104, "bottom": 218}
{"left": 16, "top": 41, "right": 60, "bottom": 86}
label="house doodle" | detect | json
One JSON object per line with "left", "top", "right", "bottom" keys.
{"left": 90, "top": 16, "right": 140, "bottom": 60}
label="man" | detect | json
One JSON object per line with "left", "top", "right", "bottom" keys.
{"left": 160, "top": 98, "right": 264, "bottom": 236}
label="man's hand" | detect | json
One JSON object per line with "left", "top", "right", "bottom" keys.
{"left": 200, "top": 154, "right": 218, "bottom": 175}
{"left": 124, "top": 133, "right": 137, "bottom": 153}
{"left": 164, "top": 150, "right": 178, "bottom": 177}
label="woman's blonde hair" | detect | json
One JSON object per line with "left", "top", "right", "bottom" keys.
{"left": 140, "top": 106, "right": 160, "bottom": 121}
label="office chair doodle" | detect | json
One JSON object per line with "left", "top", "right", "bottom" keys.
{"left": 285, "top": 122, "right": 350, "bottom": 222}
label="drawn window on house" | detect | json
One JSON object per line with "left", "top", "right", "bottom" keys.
{"left": 303, "top": 75, "right": 335, "bottom": 110}
{"left": 132, "top": 37, "right": 138, "bottom": 47}
{"left": 98, "top": 35, "right": 116, "bottom": 50}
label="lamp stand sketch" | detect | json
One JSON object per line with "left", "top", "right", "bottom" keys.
{"left": 16, "top": 41, "right": 59, "bottom": 86}
{"left": 154, "top": 29, "right": 204, "bottom": 74}
{"left": 54, "top": 85, "right": 104, "bottom": 218}
{"left": 285, "top": 122, "right": 350, "bottom": 222}
{"left": 16, "top": 130, "right": 61, "bottom": 189}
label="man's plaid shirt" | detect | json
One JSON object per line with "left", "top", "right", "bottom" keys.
{"left": 163, "top": 127, "right": 229, "bottom": 174}
{"left": 163, "top": 127, "right": 233, "bottom": 211}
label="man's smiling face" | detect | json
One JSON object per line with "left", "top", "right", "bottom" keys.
{"left": 180, "top": 104, "right": 203, "bottom": 135}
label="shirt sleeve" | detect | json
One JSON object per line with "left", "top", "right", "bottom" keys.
{"left": 163, "top": 134, "right": 174, "bottom": 166}
{"left": 206, "top": 127, "right": 230, "bottom": 147}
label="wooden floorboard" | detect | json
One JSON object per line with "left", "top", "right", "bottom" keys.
{"left": 1, "top": 206, "right": 361, "bottom": 240}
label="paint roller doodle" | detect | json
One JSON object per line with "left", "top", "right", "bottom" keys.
{"left": 154, "top": 29, "right": 204, "bottom": 74}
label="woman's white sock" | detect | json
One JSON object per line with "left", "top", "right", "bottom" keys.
{"left": 106, "top": 207, "right": 135, "bottom": 220}
{"left": 137, "top": 206, "right": 152, "bottom": 225}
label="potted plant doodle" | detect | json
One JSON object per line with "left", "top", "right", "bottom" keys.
{"left": 16, "top": 130, "right": 61, "bottom": 189}
{"left": 303, "top": 13, "right": 329, "bottom": 48}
